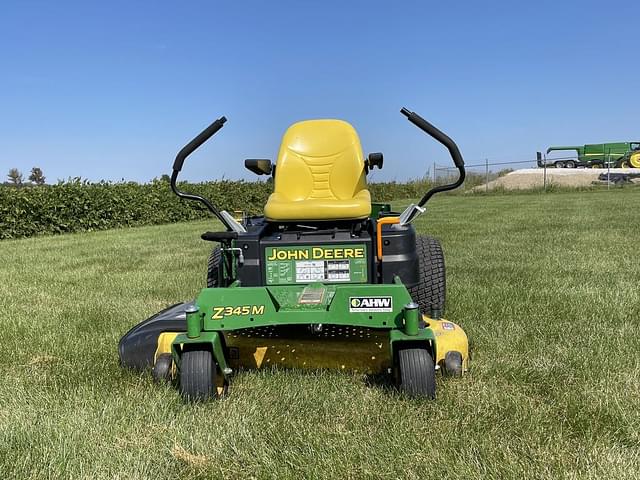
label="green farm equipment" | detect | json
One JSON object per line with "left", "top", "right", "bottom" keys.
{"left": 119, "top": 108, "right": 469, "bottom": 400}
{"left": 537, "top": 142, "right": 640, "bottom": 169}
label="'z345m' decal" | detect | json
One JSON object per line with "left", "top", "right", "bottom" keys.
{"left": 212, "top": 305, "right": 265, "bottom": 320}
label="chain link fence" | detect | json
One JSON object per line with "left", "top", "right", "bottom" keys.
{"left": 431, "top": 156, "right": 635, "bottom": 192}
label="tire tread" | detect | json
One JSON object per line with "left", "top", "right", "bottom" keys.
{"left": 180, "top": 348, "right": 216, "bottom": 401}
{"left": 206, "top": 247, "right": 222, "bottom": 288}
{"left": 398, "top": 347, "right": 436, "bottom": 398}
{"left": 407, "top": 236, "right": 446, "bottom": 314}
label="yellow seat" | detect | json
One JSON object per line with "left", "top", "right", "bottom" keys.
{"left": 264, "top": 119, "right": 371, "bottom": 222}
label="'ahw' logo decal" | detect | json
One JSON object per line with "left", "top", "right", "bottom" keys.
{"left": 349, "top": 296, "right": 393, "bottom": 313}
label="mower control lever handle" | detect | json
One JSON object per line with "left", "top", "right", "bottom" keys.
{"left": 170, "top": 116, "right": 232, "bottom": 231}
{"left": 400, "top": 108, "right": 464, "bottom": 169}
{"left": 172, "top": 116, "right": 227, "bottom": 172}
{"left": 400, "top": 107, "right": 466, "bottom": 207}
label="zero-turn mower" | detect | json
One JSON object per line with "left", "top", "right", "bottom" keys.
{"left": 119, "top": 107, "right": 469, "bottom": 400}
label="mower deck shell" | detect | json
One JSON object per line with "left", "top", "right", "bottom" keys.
{"left": 118, "top": 296, "right": 469, "bottom": 379}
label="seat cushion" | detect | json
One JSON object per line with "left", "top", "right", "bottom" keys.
{"left": 264, "top": 119, "right": 371, "bottom": 222}
{"left": 265, "top": 189, "right": 371, "bottom": 221}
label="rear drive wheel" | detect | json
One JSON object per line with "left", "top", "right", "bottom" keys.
{"left": 408, "top": 236, "right": 446, "bottom": 315}
{"left": 180, "top": 348, "right": 217, "bottom": 401}
{"left": 630, "top": 153, "right": 640, "bottom": 168}
{"left": 396, "top": 347, "right": 436, "bottom": 399}
{"left": 206, "top": 246, "right": 222, "bottom": 288}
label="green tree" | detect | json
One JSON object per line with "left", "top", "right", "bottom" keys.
{"left": 29, "top": 167, "right": 46, "bottom": 185}
{"left": 7, "top": 168, "right": 23, "bottom": 185}
{"left": 160, "top": 174, "right": 171, "bottom": 183}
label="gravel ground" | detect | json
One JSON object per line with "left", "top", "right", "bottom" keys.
{"left": 475, "top": 168, "right": 640, "bottom": 191}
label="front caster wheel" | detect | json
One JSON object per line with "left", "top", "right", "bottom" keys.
{"left": 180, "top": 348, "right": 217, "bottom": 401}
{"left": 397, "top": 347, "right": 436, "bottom": 399}
{"left": 152, "top": 353, "right": 173, "bottom": 383}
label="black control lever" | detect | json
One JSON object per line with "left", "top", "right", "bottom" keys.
{"left": 170, "top": 116, "right": 233, "bottom": 230}
{"left": 172, "top": 117, "right": 227, "bottom": 172}
{"left": 400, "top": 107, "right": 466, "bottom": 207}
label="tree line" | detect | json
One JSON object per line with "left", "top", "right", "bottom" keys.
{"left": 5, "top": 168, "right": 46, "bottom": 186}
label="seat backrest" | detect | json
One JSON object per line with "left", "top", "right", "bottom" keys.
{"left": 273, "top": 119, "right": 367, "bottom": 202}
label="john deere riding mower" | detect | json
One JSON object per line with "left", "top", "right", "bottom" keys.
{"left": 119, "top": 107, "right": 469, "bottom": 400}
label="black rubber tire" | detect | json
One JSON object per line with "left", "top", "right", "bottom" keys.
{"left": 152, "top": 353, "right": 173, "bottom": 383}
{"left": 443, "top": 351, "right": 463, "bottom": 377}
{"left": 565, "top": 160, "right": 576, "bottom": 168}
{"left": 206, "top": 246, "right": 222, "bottom": 288}
{"left": 408, "top": 236, "right": 446, "bottom": 315}
{"left": 179, "top": 348, "right": 217, "bottom": 401}
{"left": 397, "top": 347, "right": 436, "bottom": 399}
{"left": 554, "top": 161, "right": 565, "bottom": 168}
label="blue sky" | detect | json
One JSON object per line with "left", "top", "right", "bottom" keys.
{"left": 1, "top": 0, "right": 638, "bottom": 182}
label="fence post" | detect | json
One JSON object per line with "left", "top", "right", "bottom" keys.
{"left": 485, "top": 158, "right": 489, "bottom": 193}
{"left": 607, "top": 160, "right": 610, "bottom": 191}
{"left": 543, "top": 156, "right": 547, "bottom": 192}
{"left": 433, "top": 161, "right": 436, "bottom": 183}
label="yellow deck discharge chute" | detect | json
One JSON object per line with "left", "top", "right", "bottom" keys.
{"left": 264, "top": 119, "right": 371, "bottom": 221}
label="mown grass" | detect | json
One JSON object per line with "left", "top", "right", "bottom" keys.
{"left": 1, "top": 188, "right": 639, "bottom": 479}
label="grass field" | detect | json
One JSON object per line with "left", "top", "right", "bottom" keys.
{"left": 1, "top": 189, "right": 639, "bottom": 479}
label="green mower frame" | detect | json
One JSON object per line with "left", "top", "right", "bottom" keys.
{"left": 119, "top": 107, "right": 468, "bottom": 401}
